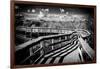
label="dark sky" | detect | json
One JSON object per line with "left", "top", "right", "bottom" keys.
{"left": 15, "top": 4, "right": 94, "bottom": 15}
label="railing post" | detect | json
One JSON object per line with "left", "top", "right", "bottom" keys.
{"left": 25, "top": 26, "right": 27, "bottom": 39}
{"left": 78, "top": 45, "right": 84, "bottom": 62}
{"left": 59, "top": 37, "right": 61, "bottom": 47}
{"left": 29, "top": 47, "right": 33, "bottom": 63}
{"left": 51, "top": 39, "right": 54, "bottom": 50}
{"left": 29, "top": 47, "right": 33, "bottom": 56}
{"left": 30, "top": 27, "right": 32, "bottom": 40}
{"left": 78, "top": 37, "right": 95, "bottom": 60}
{"left": 40, "top": 41, "right": 45, "bottom": 55}
{"left": 59, "top": 37, "right": 61, "bottom": 41}
{"left": 40, "top": 41, "right": 43, "bottom": 48}
{"left": 65, "top": 36, "right": 67, "bottom": 40}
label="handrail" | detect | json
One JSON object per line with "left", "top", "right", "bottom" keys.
{"left": 16, "top": 26, "right": 74, "bottom": 34}
{"left": 16, "top": 26, "right": 74, "bottom": 31}
{"left": 18, "top": 32, "right": 78, "bottom": 64}
{"left": 16, "top": 32, "right": 76, "bottom": 52}
{"left": 20, "top": 47, "right": 43, "bottom": 64}
{"left": 15, "top": 29, "right": 95, "bottom": 64}
{"left": 33, "top": 50, "right": 44, "bottom": 64}
{"left": 78, "top": 36, "right": 95, "bottom": 60}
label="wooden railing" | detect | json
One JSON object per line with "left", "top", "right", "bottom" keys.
{"left": 15, "top": 30, "right": 95, "bottom": 65}
{"left": 15, "top": 31, "right": 79, "bottom": 64}
{"left": 78, "top": 37, "right": 95, "bottom": 60}
{"left": 16, "top": 26, "right": 74, "bottom": 34}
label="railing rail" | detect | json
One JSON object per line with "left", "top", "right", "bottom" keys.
{"left": 20, "top": 47, "right": 43, "bottom": 64}
{"left": 16, "top": 26, "right": 74, "bottom": 34}
{"left": 78, "top": 37, "right": 95, "bottom": 60}
{"left": 16, "top": 31, "right": 76, "bottom": 52}
{"left": 15, "top": 31, "right": 78, "bottom": 64}
{"left": 15, "top": 30, "right": 94, "bottom": 64}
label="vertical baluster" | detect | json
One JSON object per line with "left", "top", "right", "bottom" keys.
{"left": 59, "top": 37, "right": 61, "bottom": 41}
{"left": 78, "top": 45, "right": 84, "bottom": 62}
{"left": 29, "top": 47, "right": 33, "bottom": 63}
{"left": 40, "top": 41, "right": 43, "bottom": 48}
{"left": 40, "top": 41, "right": 45, "bottom": 55}
{"left": 51, "top": 39, "right": 54, "bottom": 50}
{"left": 29, "top": 47, "right": 33, "bottom": 56}
{"left": 59, "top": 37, "right": 61, "bottom": 47}
{"left": 25, "top": 26, "right": 27, "bottom": 39}
{"left": 64, "top": 36, "right": 67, "bottom": 45}
{"left": 65, "top": 36, "right": 67, "bottom": 40}
{"left": 30, "top": 27, "right": 32, "bottom": 40}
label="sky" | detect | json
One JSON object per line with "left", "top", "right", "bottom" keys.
{"left": 15, "top": 4, "right": 94, "bottom": 15}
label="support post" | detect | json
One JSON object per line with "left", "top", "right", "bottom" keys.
{"left": 78, "top": 46, "right": 84, "bottom": 62}
{"left": 51, "top": 39, "right": 54, "bottom": 50}
{"left": 65, "top": 36, "right": 67, "bottom": 40}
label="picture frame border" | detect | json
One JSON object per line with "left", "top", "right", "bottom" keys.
{"left": 10, "top": 1, "right": 96, "bottom": 68}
